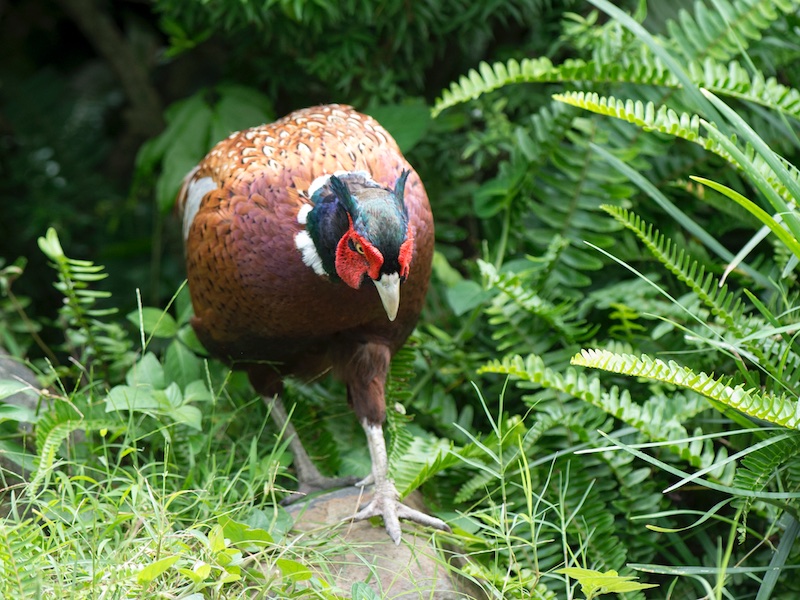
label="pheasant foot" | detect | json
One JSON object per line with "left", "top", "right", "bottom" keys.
{"left": 351, "top": 419, "right": 450, "bottom": 544}
{"left": 350, "top": 479, "right": 450, "bottom": 544}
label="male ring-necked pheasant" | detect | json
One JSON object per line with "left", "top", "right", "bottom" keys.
{"left": 178, "top": 104, "right": 448, "bottom": 543}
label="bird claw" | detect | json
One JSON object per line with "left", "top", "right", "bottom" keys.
{"left": 355, "top": 473, "right": 374, "bottom": 488}
{"left": 281, "top": 474, "right": 362, "bottom": 505}
{"left": 349, "top": 482, "right": 450, "bottom": 544}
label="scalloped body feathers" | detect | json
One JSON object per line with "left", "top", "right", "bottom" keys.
{"left": 177, "top": 104, "right": 434, "bottom": 425}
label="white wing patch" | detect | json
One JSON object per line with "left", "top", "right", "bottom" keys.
{"left": 182, "top": 176, "right": 217, "bottom": 240}
{"left": 294, "top": 230, "right": 326, "bottom": 275}
{"left": 296, "top": 203, "right": 313, "bottom": 225}
{"left": 307, "top": 173, "right": 332, "bottom": 198}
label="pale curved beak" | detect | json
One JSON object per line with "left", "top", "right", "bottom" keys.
{"left": 373, "top": 272, "right": 401, "bottom": 321}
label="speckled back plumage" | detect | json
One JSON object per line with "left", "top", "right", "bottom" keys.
{"left": 178, "top": 104, "right": 434, "bottom": 394}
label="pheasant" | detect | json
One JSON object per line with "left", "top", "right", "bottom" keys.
{"left": 178, "top": 104, "right": 448, "bottom": 543}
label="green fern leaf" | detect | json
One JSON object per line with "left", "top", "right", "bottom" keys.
{"left": 666, "top": 0, "right": 800, "bottom": 64}
{"left": 0, "top": 520, "right": 41, "bottom": 598}
{"left": 600, "top": 205, "right": 747, "bottom": 331}
{"left": 572, "top": 349, "right": 800, "bottom": 429}
{"left": 479, "top": 353, "right": 725, "bottom": 470}
{"left": 732, "top": 433, "right": 800, "bottom": 517}
{"left": 553, "top": 92, "right": 703, "bottom": 142}
{"left": 432, "top": 57, "right": 557, "bottom": 117}
{"left": 31, "top": 400, "right": 118, "bottom": 493}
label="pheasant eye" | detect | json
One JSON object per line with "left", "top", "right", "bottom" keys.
{"left": 347, "top": 237, "right": 366, "bottom": 255}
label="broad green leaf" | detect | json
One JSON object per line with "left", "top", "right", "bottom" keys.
{"left": 209, "top": 84, "right": 273, "bottom": 147}
{"left": 351, "top": 582, "right": 381, "bottom": 600}
{"left": 106, "top": 385, "right": 160, "bottom": 412}
{"left": 165, "top": 340, "right": 202, "bottom": 388}
{"left": 219, "top": 516, "right": 273, "bottom": 551}
{"left": 184, "top": 380, "right": 213, "bottom": 404}
{"left": 178, "top": 326, "right": 208, "bottom": 356}
{"left": 276, "top": 558, "right": 312, "bottom": 581}
{"left": 0, "top": 379, "right": 35, "bottom": 401}
{"left": 367, "top": 101, "right": 431, "bottom": 153}
{"left": 556, "top": 567, "right": 657, "bottom": 596}
{"left": 446, "top": 280, "right": 488, "bottom": 316}
{"left": 0, "top": 402, "right": 38, "bottom": 424}
{"left": 169, "top": 404, "right": 202, "bottom": 430}
{"left": 156, "top": 101, "right": 214, "bottom": 213}
{"left": 128, "top": 307, "right": 179, "bottom": 338}
{"left": 126, "top": 353, "right": 166, "bottom": 388}
{"left": 0, "top": 438, "right": 37, "bottom": 471}
{"left": 209, "top": 524, "right": 226, "bottom": 553}
{"left": 192, "top": 562, "right": 212, "bottom": 581}
{"left": 137, "top": 555, "right": 180, "bottom": 585}
{"left": 160, "top": 382, "right": 183, "bottom": 409}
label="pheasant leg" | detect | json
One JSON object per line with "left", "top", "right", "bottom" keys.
{"left": 349, "top": 419, "right": 450, "bottom": 544}
{"left": 267, "top": 395, "right": 359, "bottom": 502}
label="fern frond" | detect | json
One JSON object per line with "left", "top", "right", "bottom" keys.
{"left": 556, "top": 457, "right": 629, "bottom": 571}
{"left": 31, "top": 399, "right": 117, "bottom": 493}
{"left": 555, "top": 90, "right": 800, "bottom": 221}
{"left": 666, "top": 0, "right": 800, "bottom": 64}
{"left": 432, "top": 57, "right": 558, "bottom": 117}
{"left": 479, "top": 260, "right": 595, "bottom": 355}
{"left": 393, "top": 435, "right": 457, "bottom": 498}
{"left": 37, "top": 228, "right": 135, "bottom": 381}
{"left": 690, "top": 58, "right": 800, "bottom": 123}
{"left": 479, "top": 354, "right": 726, "bottom": 470}
{"left": 0, "top": 520, "right": 41, "bottom": 598}
{"left": 553, "top": 92, "right": 704, "bottom": 143}
{"left": 600, "top": 205, "right": 800, "bottom": 389}
{"left": 732, "top": 431, "right": 800, "bottom": 516}
{"left": 572, "top": 349, "right": 800, "bottom": 429}
{"left": 601, "top": 205, "right": 747, "bottom": 330}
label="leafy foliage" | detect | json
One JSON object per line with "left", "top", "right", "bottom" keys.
{"left": 6, "top": 0, "right": 800, "bottom": 598}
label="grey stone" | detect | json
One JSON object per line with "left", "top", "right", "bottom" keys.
{"left": 286, "top": 486, "right": 486, "bottom": 599}
{"left": 0, "top": 348, "right": 39, "bottom": 484}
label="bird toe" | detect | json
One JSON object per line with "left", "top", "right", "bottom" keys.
{"left": 281, "top": 473, "right": 362, "bottom": 505}
{"left": 349, "top": 485, "right": 449, "bottom": 544}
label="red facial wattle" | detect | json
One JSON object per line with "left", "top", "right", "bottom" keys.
{"left": 335, "top": 226, "right": 383, "bottom": 289}
{"left": 398, "top": 223, "right": 414, "bottom": 280}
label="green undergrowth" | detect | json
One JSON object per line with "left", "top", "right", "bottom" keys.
{"left": 5, "top": 1, "right": 800, "bottom": 598}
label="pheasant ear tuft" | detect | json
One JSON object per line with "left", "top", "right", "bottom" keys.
{"left": 393, "top": 170, "right": 410, "bottom": 217}
{"left": 329, "top": 174, "right": 357, "bottom": 215}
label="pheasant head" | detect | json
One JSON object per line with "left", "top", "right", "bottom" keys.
{"left": 295, "top": 170, "right": 414, "bottom": 321}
